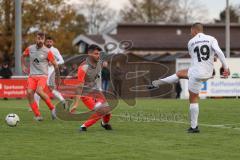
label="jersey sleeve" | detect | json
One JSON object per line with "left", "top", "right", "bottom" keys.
{"left": 77, "top": 66, "right": 87, "bottom": 84}
{"left": 211, "top": 38, "right": 228, "bottom": 69}
{"left": 47, "top": 51, "right": 55, "bottom": 63}
{"left": 53, "top": 48, "right": 64, "bottom": 65}
{"left": 23, "top": 47, "right": 30, "bottom": 56}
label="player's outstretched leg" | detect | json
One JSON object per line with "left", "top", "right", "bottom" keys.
{"left": 149, "top": 69, "right": 188, "bottom": 89}
{"left": 79, "top": 114, "right": 102, "bottom": 132}
{"left": 36, "top": 87, "right": 56, "bottom": 120}
{"left": 101, "top": 114, "right": 112, "bottom": 130}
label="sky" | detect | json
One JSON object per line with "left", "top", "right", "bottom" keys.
{"left": 69, "top": 0, "right": 240, "bottom": 22}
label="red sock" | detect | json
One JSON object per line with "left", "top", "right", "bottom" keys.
{"left": 102, "top": 114, "right": 111, "bottom": 124}
{"left": 83, "top": 113, "right": 101, "bottom": 128}
{"left": 44, "top": 98, "right": 55, "bottom": 110}
{"left": 30, "top": 101, "right": 41, "bottom": 117}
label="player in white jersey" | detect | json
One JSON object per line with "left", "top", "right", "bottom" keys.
{"left": 34, "top": 36, "right": 66, "bottom": 107}
{"left": 149, "top": 23, "right": 230, "bottom": 133}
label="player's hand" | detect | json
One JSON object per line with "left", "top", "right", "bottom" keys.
{"left": 22, "top": 66, "right": 29, "bottom": 74}
{"left": 223, "top": 68, "right": 230, "bottom": 78}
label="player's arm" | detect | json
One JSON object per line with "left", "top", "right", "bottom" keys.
{"left": 77, "top": 65, "right": 87, "bottom": 96}
{"left": 21, "top": 47, "right": 30, "bottom": 74}
{"left": 212, "top": 38, "right": 230, "bottom": 78}
{"left": 55, "top": 49, "right": 64, "bottom": 65}
{"left": 48, "top": 51, "right": 61, "bottom": 86}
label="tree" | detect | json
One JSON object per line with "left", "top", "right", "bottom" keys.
{"left": 120, "top": 0, "right": 180, "bottom": 23}
{"left": 215, "top": 5, "right": 240, "bottom": 23}
{"left": 177, "top": 0, "right": 209, "bottom": 24}
{"left": 22, "top": 0, "right": 87, "bottom": 54}
{"left": 120, "top": 0, "right": 208, "bottom": 24}
{"left": 0, "top": 0, "right": 14, "bottom": 62}
{"left": 77, "top": 0, "right": 118, "bottom": 34}
{"left": 0, "top": 0, "right": 87, "bottom": 63}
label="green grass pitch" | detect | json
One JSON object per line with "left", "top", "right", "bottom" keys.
{"left": 0, "top": 98, "right": 240, "bottom": 160}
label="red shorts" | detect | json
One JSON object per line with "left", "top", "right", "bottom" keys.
{"left": 27, "top": 76, "right": 47, "bottom": 91}
{"left": 81, "top": 95, "right": 106, "bottom": 110}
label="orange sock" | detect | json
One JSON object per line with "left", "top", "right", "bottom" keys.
{"left": 30, "top": 101, "right": 41, "bottom": 117}
{"left": 102, "top": 114, "right": 111, "bottom": 124}
{"left": 83, "top": 113, "right": 101, "bottom": 128}
{"left": 44, "top": 98, "right": 55, "bottom": 110}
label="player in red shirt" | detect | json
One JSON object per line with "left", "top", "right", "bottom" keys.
{"left": 21, "top": 32, "right": 60, "bottom": 121}
{"left": 77, "top": 44, "right": 112, "bottom": 132}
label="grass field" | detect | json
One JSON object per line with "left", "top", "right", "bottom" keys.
{"left": 0, "top": 98, "right": 240, "bottom": 160}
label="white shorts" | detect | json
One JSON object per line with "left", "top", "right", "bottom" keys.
{"left": 188, "top": 77, "right": 203, "bottom": 94}
{"left": 47, "top": 66, "right": 55, "bottom": 87}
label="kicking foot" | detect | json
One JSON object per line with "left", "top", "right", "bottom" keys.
{"left": 147, "top": 85, "right": 157, "bottom": 90}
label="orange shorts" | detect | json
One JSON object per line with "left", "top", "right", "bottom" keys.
{"left": 81, "top": 95, "right": 106, "bottom": 110}
{"left": 27, "top": 76, "right": 47, "bottom": 91}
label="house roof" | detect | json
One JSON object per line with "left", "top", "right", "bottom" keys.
{"left": 111, "top": 23, "right": 240, "bottom": 51}
{"left": 73, "top": 23, "right": 240, "bottom": 51}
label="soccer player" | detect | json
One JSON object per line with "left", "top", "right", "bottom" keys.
{"left": 34, "top": 36, "right": 65, "bottom": 107}
{"left": 21, "top": 32, "right": 60, "bottom": 121}
{"left": 149, "top": 23, "right": 230, "bottom": 133}
{"left": 77, "top": 44, "right": 112, "bottom": 132}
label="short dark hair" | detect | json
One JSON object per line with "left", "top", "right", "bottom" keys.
{"left": 36, "top": 32, "right": 45, "bottom": 38}
{"left": 46, "top": 36, "right": 53, "bottom": 40}
{"left": 192, "top": 23, "right": 204, "bottom": 32}
{"left": 87, "top": 44, "right": 102, "bottom": 53}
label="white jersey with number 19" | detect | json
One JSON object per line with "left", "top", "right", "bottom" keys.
{"left": 187, "top": 33, "right": 228, "bottom": 79}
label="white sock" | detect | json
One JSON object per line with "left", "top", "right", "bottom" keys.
{"left": 161, "top": 74, "right": 179, "bottom": 84}
{"left": 52, "top": 90, "right": 65, "bottom": 102}
{"left": 81, "top": 124, "right": 86, "bottom": 128}
{"left": 152, "top": 74, "right": 179, "bottom": 87}
{"left": 190, "top": 103, "right": 199, "bottom": 129}
{"left": 34, "top": 93, "right": 41, "bottom": 108}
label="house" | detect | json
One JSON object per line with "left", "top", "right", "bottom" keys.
{"left": 73, "top": 23, "right": 240, "bottom": 56}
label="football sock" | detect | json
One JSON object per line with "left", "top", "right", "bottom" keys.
{"left": 82, "top": 113, "right": 101, "bottom": 128}
{"left": 102, "top": 114, "right": 111, "bottom": 124}
{"left": 83, "top": 118, "right": 100, "bottom": 128}
{"left": 34, "top": 93, "right": 41, "bottom": 107}
{"left": 30, "top": 101, "right": 41, "bottom": 117}
{"left": 190, "top": 103, "right": 199, "bottom": 129}
{"left": 44, "top": 98, "right": 55, "bottom": 110}
{"left": 52, "top": 89, "right": 65, "bottom": 102}
{"left": 161, "top": 74, "right": 179, "bottom": 84}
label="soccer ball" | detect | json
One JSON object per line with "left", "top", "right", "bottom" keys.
{"left": 5, "top": 113, "right": 20, "bottom": 127}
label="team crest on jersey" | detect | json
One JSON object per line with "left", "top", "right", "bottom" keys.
{"left": 33, "top": 58, "right": 40, "bottom": 64}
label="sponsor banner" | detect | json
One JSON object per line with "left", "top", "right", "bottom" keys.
{"left": 0, "top": 78, "right": 79, "bottom": 98}
{"left": 204, "top": 79, "right": 240, "bottom": 97}
{"left": 181, "top": 78, "right": 240, "bottom": 99}
{"left": 0, "top": 79, "right": 27, "bottom": 98}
